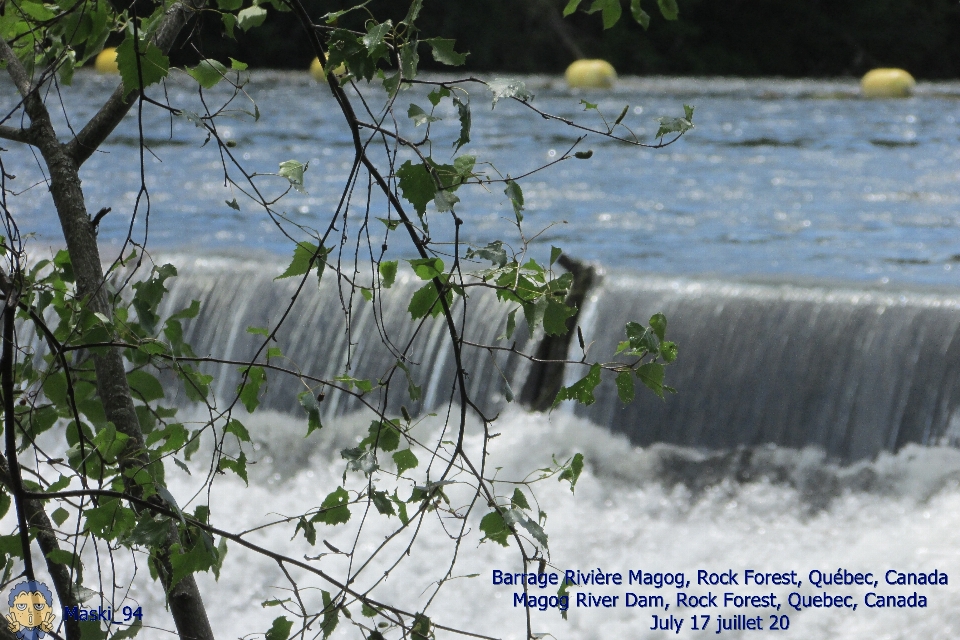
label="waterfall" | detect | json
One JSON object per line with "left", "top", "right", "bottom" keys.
{"left": 152, "top": 257, "right": 960, "bottom": 460}
{"left": 575, "top": 273, "right": 960, "bottom": 460}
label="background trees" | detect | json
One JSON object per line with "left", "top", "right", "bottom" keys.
{"left": 0, "top": 1, "right": 688, "bottom": 639}
{"left": 175, "top": 0, "right": 960, "bottom": 78}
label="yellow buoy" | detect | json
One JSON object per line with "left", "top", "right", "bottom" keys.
{"left": 861, "top": 68, "right": 915, "bottom": 98}
{"left": 94, "top": 47, "right": 119, "bottom": 74}
{"left": 309, "top": 57, "right": 346, "bottom": 81}
{"left": 565, "top": 59, "right": 616, "bottom": 89}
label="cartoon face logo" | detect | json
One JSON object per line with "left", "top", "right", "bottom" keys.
{"left": 6, "top": 581, "right": 55, "bottom": 640}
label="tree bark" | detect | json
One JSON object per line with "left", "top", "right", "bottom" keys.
{"left": 0, "top": 23, "right": 215, "bottom": 640}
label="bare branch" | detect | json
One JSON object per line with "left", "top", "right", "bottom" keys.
{"left": 0, "top": 125, "right": 34, "bottom": 145}
{"left": 65, "top": 0, "right": 207, "bottom": 167}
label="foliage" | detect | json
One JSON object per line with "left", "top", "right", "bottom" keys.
{"left": 143, "top": 0, "right": 960, "bottom": 78}
{"left": 0, "top": 1, "right": 692, "bottom": 640}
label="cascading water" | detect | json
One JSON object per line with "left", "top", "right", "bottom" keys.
{"left": 575, "top": 273, "right": 960, "bottom": 461}
{"left": 159, "top": 257, "right": 960, "bottom": 462}
{"left": 157, "top": 255, "right": 533, "bottom": 422}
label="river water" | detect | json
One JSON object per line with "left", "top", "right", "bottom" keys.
{"left": 3, "top": 72, "right": 960, "bottom": 638}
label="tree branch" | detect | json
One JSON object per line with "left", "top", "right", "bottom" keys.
{"left": 0, "top": 125, "right": 34, "bottom": 145}
{"left": 2, "top": 27, "right": 217, "bottom": 640}
{"left": 65, "top": 0, "right": 206, "bottom": 167}
{"left": 0, "top": 459, "right": 82, "bottom": 640}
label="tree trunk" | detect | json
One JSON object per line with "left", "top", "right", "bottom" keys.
{"left": 0, "top": 34, "right": 215, "bottom": 640}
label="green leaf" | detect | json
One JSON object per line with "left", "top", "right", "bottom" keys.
{"left": 391, "top": 493, "right": 409, "bottom": 525}
{"left": 379, "top": 261, "right": 398, "bottom": 288}
{"left": 122, "top": 515, "right": 171, "bottom": 548}
{"left": 276, "top": 241, "right": 325, "bottom": 280}
{"left": 371, "top": 490, "right": 395, "bottom": 516}
{"left": 116, "top": 36, "right": 170, "bottom": 98}
{"left": 553, "top": 364, "right": 602, "bottom": 407}
{"left": 237, "top": 5, "right": 268, "bottom": 31}
{"left": 550, "top": 246, "right": 563, "bottom": 266}
{"left": 428, "top": 86, "right": 450, "bottom": 106}
{"left": 377, "top": 217, "right": 401, "bottom": 231}
{"left": 169, "top": 300, "right": 201, "bottom": 323}
{"left": 558, "top": 452, "right": 584, "bottom": 492}
{"left": 637, "top": 362, "right": 668, "bottom": 399}
{"left": 341, "top": 447, "right": 377, "bottom": 475}
{"left": 615, "top": 370, "right": 635, "bottom": 404}
{"left": 434, "top": 188, "right": 460, "bottom": 212}
{"left": 453, "top": 95, "right": 471, "bottom": 150}
{"left": 225, "top": 419, "right": 251, "bottom": 442}
{"left": 51, "top": 507, "right": 70, "bottom": 526}
{"left": 321, "top": 591, "right": 339, "bottom": 639}
{"left": 408, "top": 103, "right": 440, "bottom": 127}
{"left": 408, "top": 281, "right": 451, "bottom": 319}
{"left": 649, "top": 312, "right": 667, "bottom": 341}
{"left": 488, "top": 78, "right": 533, "bottom": 107}
{"left": 111, "top": 620, "right": 142, "bottom": 640}
{"left": 363, "top": 420, "right": 401, "bottom": 452}
{"left": 84, "top": 500, "right": 137, "bottom": 540}
{"left": 237, "top": 366, "right": 266, "bottom": 413}
{"left": 45, "top": 548, "right": 77, "bottom": 566}
{"left": 393, "top": 449, "right": 418, "bottom": 475}
{"left": 79, "top": 621, "right": 107, "bottom": 640}
{"left": 504, "top": 309, "right": 518, "bottom": 340}
{"left": 562, "top": 0, "right": 583, "bottom": 16}
{"left": 217, "top": 0, "right": 242, "bottom": 10}
{"left": 127, "top": 370, "right": 165, "bottom": 402}
{"left": 515, "top": 512, "right": 548, "bottom": 548}
{"left": 453, "top": 154, "right": 476, "bottom": 178}
{"left": 396, "top": 161, "right": 435, "bottom": 218}
{"left": 230, "top": 58, "right": 248, "bottom": 71}
{"left": 185, "top": 59, "right": 228, "bottom": 89}
{"left": 407, "top": 257, "right": 444, "bottom": 280}
{"left": 543, "top": 299, "right": 576, "bottom": 337}
{"left": 411, "top": 614, "right": 431, "bottom": 640}
{"left": 479, "top": 511, "right": 510, "bottom": 546}
{"left": 511, "top": 488, "right": 530, "bottom": 510}
{"left": 362, "top": 21, "right": 392, "bottom": 60}
{"left": 396, "top": 361, "right": 422, "bottom": 401}
{"left": 334, "top": 376, "right": 373, "bottom": 392}
{"left": 423, "top": 38, "right": 467, "bottom": 66}
{"left": 265, "top": 616, "right": 293, "bottom": 640}
{"left": 589, "top": 0, "right": 622, "bottom": 28}
{"left": 222, "top": 13, "right": 237, "bottom": 39}
{"left": 20, "top": 1, "right": 56, "bottom": 20}
{"left": 657, "top": 0, "right": 679, "bottom": 20}
{"left": 180, "top": 367, "right": 213, "bottom": 402}
{"left": 466, "top": 241, "right": 508, "bottom": 268}
{"left": 218, "top": 452, "right": 248, "bottom": 485}
{"left": 661, "top": 340, "right": 678, "bottom": 363}
{"left": 630, "top": 0, "right": 651, "bottom": 28}
{"left": 0, "top": 534, "right": 23, "bottom": 558}
{"left": 504, "top": 180, "right": 524, "bottom": 223}
{"left": 295, "top": 516, "right": 317, "bottom": 545}
{"left": 655, "top": 106, "right": 695, "bottom": 138}
{"left": 314, "top": 487, "right": 351, "bottom": 525}
{"left": 278, "top": 159, "right": 307, "bottom": 194}
{"left": 402, "top": 0, "right": 423, "bottom": 25}
{"left": 400, "top": 41, "right": 419, "bottom": 79}
{"left": 298, "top": 391, "right": 323, "bottom": 436}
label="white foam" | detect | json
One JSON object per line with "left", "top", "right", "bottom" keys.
{"left": 17, "top": 408, "right": 960, "bottom": 639}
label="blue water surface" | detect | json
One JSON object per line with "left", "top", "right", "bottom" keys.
{"left": 2, "top": 72, "right": 960, "bottom": 286}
